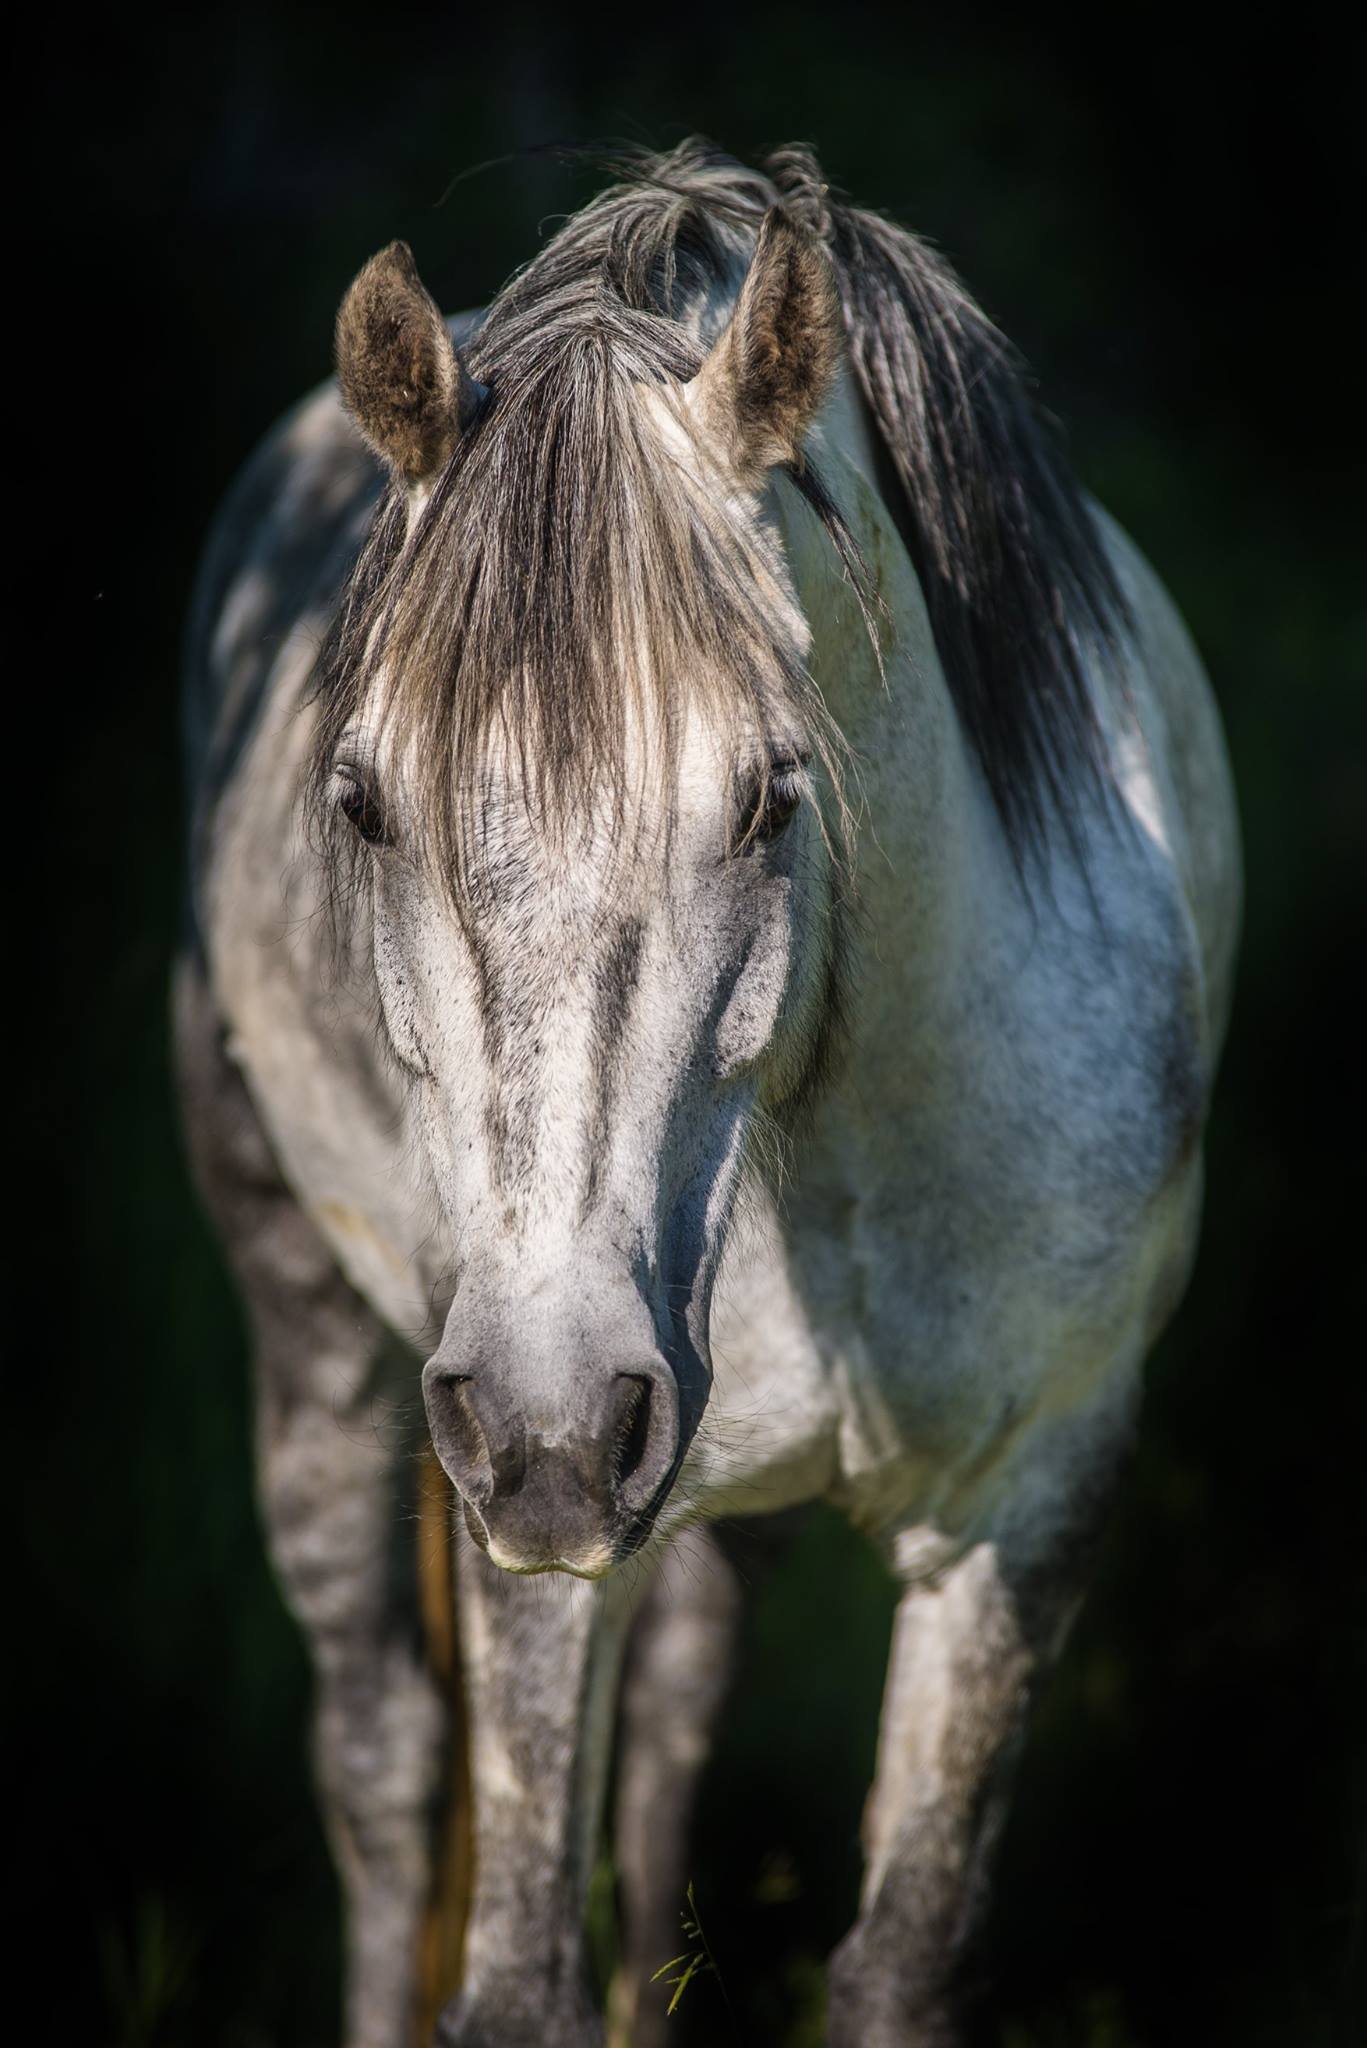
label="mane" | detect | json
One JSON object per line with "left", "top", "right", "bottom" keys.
{"left": 767, "top": 142, "right": 1129, "bottom": 852}
{"left": 311, "top": 139, "right": 1126, "bottom": 889}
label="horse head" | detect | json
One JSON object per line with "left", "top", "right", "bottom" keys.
{"left": 320, "top": 210, "right": 855, "bottom": 1575}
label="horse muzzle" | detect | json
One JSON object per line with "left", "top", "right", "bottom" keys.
{"left": 422, "top": 1350, "right": 682, "bottom": 1577}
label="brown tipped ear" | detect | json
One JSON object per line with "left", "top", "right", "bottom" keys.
{"left": 687, "top": 207, "right": 843, "bottom": 482}
{"left": 335, "top": 241, "right": 486, "bottom": 483}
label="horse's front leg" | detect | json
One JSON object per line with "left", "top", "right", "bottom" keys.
{"left": 827, "top": 1380, "right": 1135, "bottom": 2047}
{"left": 437, "top": 1538, "right": 634, "bottom": 2048}
{"left": 609, "top": 1523, "right": 742, "bottom": 2048}
{"left": 825, "top": 1538, "right": 1037, "bottom": 2047}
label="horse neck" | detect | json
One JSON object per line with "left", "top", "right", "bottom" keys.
{"left": 790, "top": 372, "right": 995, "bottom": 1014}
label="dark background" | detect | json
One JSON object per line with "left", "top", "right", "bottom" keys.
{"left": 20, "top": 7, "right": 1363, "bottom": 2045}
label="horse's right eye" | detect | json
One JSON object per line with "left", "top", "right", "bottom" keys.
{"left": 338, "top": 775, "right": 389, "bottom": 847}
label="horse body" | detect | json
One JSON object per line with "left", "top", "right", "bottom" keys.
{"left": 179, "top": 145, "right": 1239, "bottom": 2047}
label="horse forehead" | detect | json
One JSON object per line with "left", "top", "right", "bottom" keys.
{"left": 454, "top": 840, "right": 697, "bottom": 1009}
{"left": 444, "top": 773, "right": 732, "bottom": 1032}
{"left": 457, "top": 708, "right": 731, "bottom": 880}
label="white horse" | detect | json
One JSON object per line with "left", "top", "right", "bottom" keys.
{"left": 177, "top": 142, "right": 1240, "bottom": 2047}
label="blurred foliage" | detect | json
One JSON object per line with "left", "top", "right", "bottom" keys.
{"left": 18, "top": 5, "right": 1363, "bottom": 2045}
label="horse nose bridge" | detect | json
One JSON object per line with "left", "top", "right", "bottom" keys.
{"left": 481, "top": 1234, "right": 669, "bottom": 1355}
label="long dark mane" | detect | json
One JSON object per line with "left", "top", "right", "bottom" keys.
{"left": 766, "top": 143, "right": 1128, "bottom": 851}
{"left": 312, "top": 139, "right": 1125, "bottom": 882}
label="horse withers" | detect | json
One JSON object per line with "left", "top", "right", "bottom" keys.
{"left": 176, "top": 143, "right": 1240, "bottom": 2047}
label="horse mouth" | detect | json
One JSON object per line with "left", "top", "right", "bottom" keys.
{"left": 459, "top": 1496, "right": 621, "bottom": 1580}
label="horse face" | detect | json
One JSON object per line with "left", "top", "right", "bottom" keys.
{"left": 337, "top": 711, "right": 836, "bottom": 1577}
{"left": 328, "top": 207, "right": 846, "bottom": 1574}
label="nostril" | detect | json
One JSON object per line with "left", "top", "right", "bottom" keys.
{"left": 610, "top": 1375, "right": 654, "bottom": 1494}
{"left": 424, "top": 1369, "right": 495, "bottom": 1505}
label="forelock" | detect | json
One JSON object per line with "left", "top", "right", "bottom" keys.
{"left": 310, "top": 220, "right": 867, "bottom": 904}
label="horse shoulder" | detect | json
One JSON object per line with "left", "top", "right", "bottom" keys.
{"left": 952, "top": 499, "right": 1242, "bottom": 1305}
{"left": 830, "top": 831, "right": 1207, "bottom": 1406}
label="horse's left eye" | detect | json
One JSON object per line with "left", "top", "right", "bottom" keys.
{"left": 338, "top": 775, "right": 389, "bottom": 847}
{"left": 735, "top": 760, "right": 804, "bottom": 851}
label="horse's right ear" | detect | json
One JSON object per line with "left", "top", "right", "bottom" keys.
{"left": 335, "top": 241, "right": 486, "bottom": 484}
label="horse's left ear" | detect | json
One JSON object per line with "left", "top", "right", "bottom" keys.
{"left": 335, "top": 240, "right": 486, "bottom": 484}
{"left": 686, "top": 207, "right": 843, "bottom": 483}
